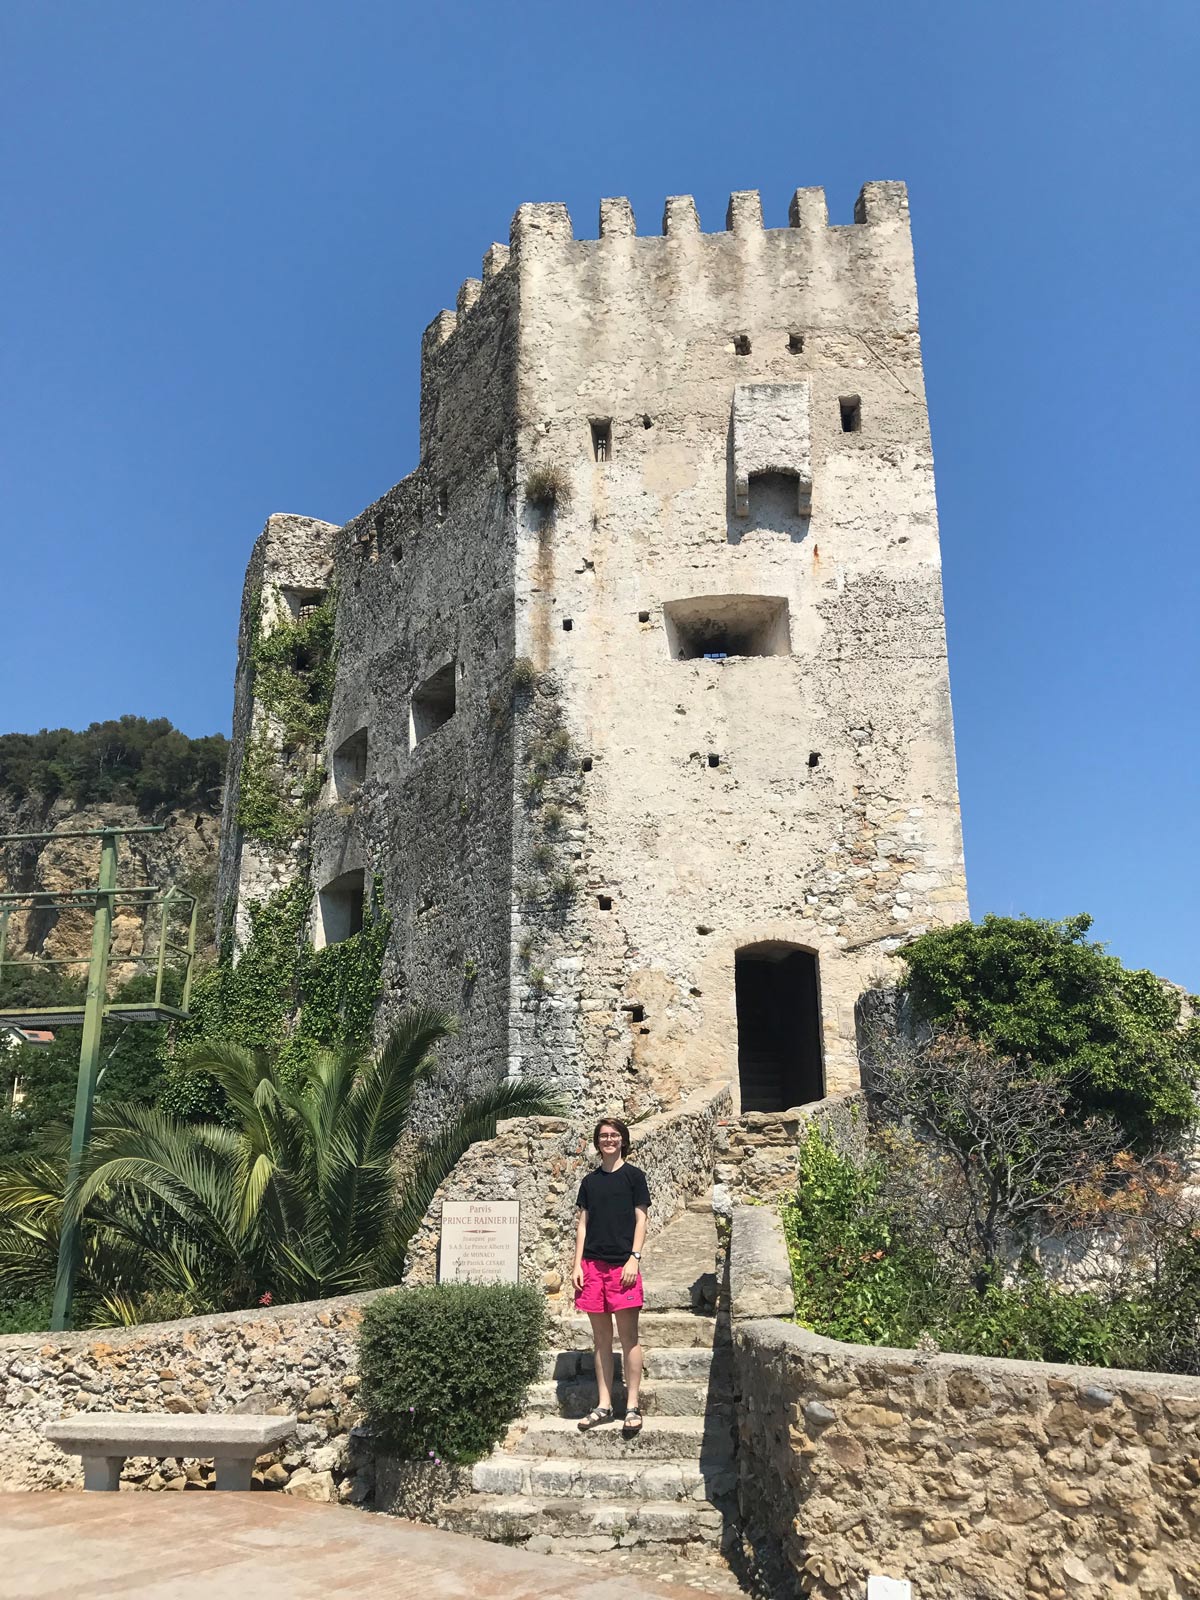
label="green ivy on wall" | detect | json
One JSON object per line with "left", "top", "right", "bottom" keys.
{"left": 159, "top": 876, "right": 391, "bottom": 1120}
{"left": 236, "top": 590, "right": 337, "bottom": 846}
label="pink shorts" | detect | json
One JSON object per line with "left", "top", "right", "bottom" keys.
{"left": 575, "top": 1258, "right": 644, "bottom": 1313}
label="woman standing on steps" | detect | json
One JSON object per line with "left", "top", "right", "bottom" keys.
{"left": 572, "top": 1116, "right": 651, "bottom": 1439}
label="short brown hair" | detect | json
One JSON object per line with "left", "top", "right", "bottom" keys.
{"left": 593, "top": 1116, "right": 630, "bottom": 1157}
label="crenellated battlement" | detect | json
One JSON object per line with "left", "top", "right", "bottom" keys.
{"left": 422, "top": 182, "right": 913, "bottom": 357}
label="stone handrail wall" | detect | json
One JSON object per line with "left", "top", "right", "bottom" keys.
{"left": 0, "top": 1290, "right": 383, "bottom": 1498}
{"left": 405, "top": 1083, "right": 732, "bottom": 1301}
{"left": 734, "top": 1313, "right": 1200, "bottom": 1599}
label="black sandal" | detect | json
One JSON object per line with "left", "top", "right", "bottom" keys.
{"left": 623, "top": 1407, "right": 644, "bottom": 1437}
{"left": 577, "top": 1406, "right": 614, "bottom": 1433}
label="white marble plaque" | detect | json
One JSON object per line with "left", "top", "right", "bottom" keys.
{"left": 867, "top": 1579, "right": 911, "bottom": 1600}
{"left": 438, "top": 1200, "right": 520, "bottom": 1285}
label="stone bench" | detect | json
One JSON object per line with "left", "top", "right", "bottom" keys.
{"left": 43, "top": 1412, "right": 297, "bottom": 1491}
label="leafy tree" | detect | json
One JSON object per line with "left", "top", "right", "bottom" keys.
{"left": 0, "top": 1008, "right": 561, "bottom": 1325}
{"left": 900, "top": 915, "right": 1200, "bottom": 1142}
{"left": 0, "top": 717, "right": 227, "bottom": 813}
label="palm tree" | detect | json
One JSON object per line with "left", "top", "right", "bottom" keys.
{"left": 0, "top": 1007, "right": 561, "bottom": 1323}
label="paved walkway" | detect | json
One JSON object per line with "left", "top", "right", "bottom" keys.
{"left": 5, "top": 1494, "right": 708, "bottom": 1600}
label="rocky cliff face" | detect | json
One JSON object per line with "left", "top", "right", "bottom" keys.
{"left": 0, "top": 793, "right": 221, "bottom": 978}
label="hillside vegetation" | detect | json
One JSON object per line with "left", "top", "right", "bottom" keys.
{"left": 0, "top": 717, "right": 228, "bottom": 814}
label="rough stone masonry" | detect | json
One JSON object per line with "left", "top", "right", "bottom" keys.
{"left": 217, "top": 181, "right": 969, "bottom": 1124}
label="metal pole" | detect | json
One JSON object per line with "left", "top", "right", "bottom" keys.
{"left": 50, "top": 830, "right": 118, "bottom": 1331}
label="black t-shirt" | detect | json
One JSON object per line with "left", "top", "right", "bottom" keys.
{"left": 576, "top": 1163, "right": 652, "bottom": 1264}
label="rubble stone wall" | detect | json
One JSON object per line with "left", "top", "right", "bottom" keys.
{"left": 0, "top": 1291, "right": 378, "bottom": 1501}
{"left": 734, "top": 1317, "right": 1200, "bottom": 1600}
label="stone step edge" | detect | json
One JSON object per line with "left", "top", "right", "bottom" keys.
{"left": 442, "top": 1493, "right": 728, "bottom": 1544}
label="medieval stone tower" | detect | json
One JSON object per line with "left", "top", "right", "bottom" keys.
{"left": 217, "top": 181, "right": 969, "bottom": 1120}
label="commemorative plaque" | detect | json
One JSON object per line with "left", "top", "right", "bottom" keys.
{"left": 438, "top": 1200, "right": 520, "bottom": 1285}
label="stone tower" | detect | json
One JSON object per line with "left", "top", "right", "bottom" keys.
{"left": 217, "top": 181, "right": 969, "bottom": 1119}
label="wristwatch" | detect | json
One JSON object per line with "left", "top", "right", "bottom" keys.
{"left": 631, "top": 1251, "right": 642, "bottom": 1260}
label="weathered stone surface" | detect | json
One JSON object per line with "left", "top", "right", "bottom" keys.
{"left": 729, "top": 1205, "right": 793, "bottom": 1319}
{"left": 735, "top": 1318, "right": 1200, "bottom": 1599}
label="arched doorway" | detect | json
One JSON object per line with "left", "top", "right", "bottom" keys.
{"left": 735, "top": 943, "right": 824, "bottom": 1112}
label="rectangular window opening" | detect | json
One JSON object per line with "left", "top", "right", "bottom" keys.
{"left": 590, "top": 419, "right": 612, "bottom": 463}
{"left": 436, "top": 486, "right": 449, "bottom": 519}
{"left": 317, "top": 869, "right": 365, "bottom": 949}
{"left": 788, "top": 333, "right": 805, "bottom": 354}
{"left": 410, "top": 660, "right": 457, "bottom": 747}
{"left": 663, "top": 594, "right": 791, "bottom": 661}
{"left": 333, "top": 728, "right": 368, "bottom": 799}
{"left": 840, "top": 396, "right": 861, "bottom": 433}
{"left": 733, "top": 334, "right": 751, "bottom": 356}
{"left": 279, "top": 586, "right": 327, "bottom": 622}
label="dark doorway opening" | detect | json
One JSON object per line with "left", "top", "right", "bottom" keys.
{"left": 735, "top": 944, "right": 824, "bottom": 1111}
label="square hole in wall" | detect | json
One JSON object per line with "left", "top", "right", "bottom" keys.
{"left": 316, "top": 868, "right": 365, "bottom": 948}
{"left": 707, "top": 752, "right": 721, "bottom": 768}
{"left": 598, "top": 894, "right": 613, "bottom": 911}
{"left": 638, "top": 609, "right": 650, "bottom": 623}
{"left": 279, "top": 586, "right": 327, "bottom": 622}
{"left": 733, "top": 334, "right": 751, "bottom": 356}
{"left": 840, "top": 396, "right": 861, "bottom": 433}
{"left": 663, "top": 595, "right": 791, "bottom": 661}
{"left": 580, "top": 756, "right": 593, "bottom": 773}
{"left": 410, "top": 660, "right": 457, "bottom": 747}
{"left": 562, "top": 617, "right": 573, "bottom": 632}
{"left": 590, "top": 419, "right": 612, "bottom": 462}
{"left": 332, "top": 728, "right": 368, "bottom": 799}
{"left": 788, "top": 333, "right": 805, "bottom": 354}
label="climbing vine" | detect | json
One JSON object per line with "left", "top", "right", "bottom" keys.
{"left": 159, "top": 876, "right": 391, "bottom": 1119}
{"left": 236, "top": 589, "right": 337, "bottom": 845}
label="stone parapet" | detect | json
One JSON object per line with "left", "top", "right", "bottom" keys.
{"left": 0, "top": 1290, "right": 380, "bottom": 1499}
{"left": 734, "top": 1317, "right": 1200, "bottom": 1599}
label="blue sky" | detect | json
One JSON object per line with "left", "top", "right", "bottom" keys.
{"left": 4, "top": 2, "right": 1197, "bottom": 986}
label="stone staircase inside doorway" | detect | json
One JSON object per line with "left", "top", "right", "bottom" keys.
{"left": 442, "top": 1200, "right": 742, "bottom": 1592}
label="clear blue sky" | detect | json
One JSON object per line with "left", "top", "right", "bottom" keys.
{"left": 4, "top": 2, "right": 1197, "bottom": 987}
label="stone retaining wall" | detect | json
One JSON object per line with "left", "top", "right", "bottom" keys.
{"left": 715, "top": 1090, "right": 867, "bottom": 1206}
{"left": 0, "top": 1290, "right": 382, "bottom": 1498}
{"left": 405, "top": 1084, "right": 731, "bottom": 1301}
{"left": 734, "top": 1317, "right": 1200, "bottom": 1599}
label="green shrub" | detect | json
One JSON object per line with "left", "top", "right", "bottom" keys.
{"left": 0, "top": 1291, "right": 52, "bottom": 1336}
{"left": 901, "top": 914, "right": 1200, "bottom": 1143}
{"left": 783, "top": 1123, "right": 1160, "bottom": 1369}
{"left": 783, "top": 1123, "right": 940, "bottom": 1346}
{"left": 358, "top": 1283, "right": 544, "bottom": 1463}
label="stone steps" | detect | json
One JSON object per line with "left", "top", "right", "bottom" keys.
{"left": 471, "top": 1454, "right": 738, "bottom": 1503}
{"left": 550, "top": 1310, "right": 729, "bottom": 1351}
{"left": 443, "top": 1493, "right": 728, "bottom": 1548}
{"left": 445, "top": 1193, "right": 738, "bottom": 1584}
{"left": 526, "top": 1377, "right": 722, "bottom": 1418}
{"left": 540, "top": 1345, "right": 732, "bottom": 1383}
{"left": 503, "top": 1414, "right": 733, "bottom": 1462}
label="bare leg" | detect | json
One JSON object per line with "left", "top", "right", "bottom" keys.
{"left": 615, "top": 1307, "right": 643, "bottom": 1411}
{"left": 588, "top": 1310, "right": 616, "bottom": 1410}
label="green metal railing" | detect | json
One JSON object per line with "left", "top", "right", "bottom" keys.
{"left": 0, "top": 825, "right": 198, "bottom": 1329}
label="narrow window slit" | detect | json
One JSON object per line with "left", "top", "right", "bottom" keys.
{"left": 839, "top": 397, "right": 861, "bottom": 433}
{"left": 590, "top": 419, "right": 612, "bottom": 462}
